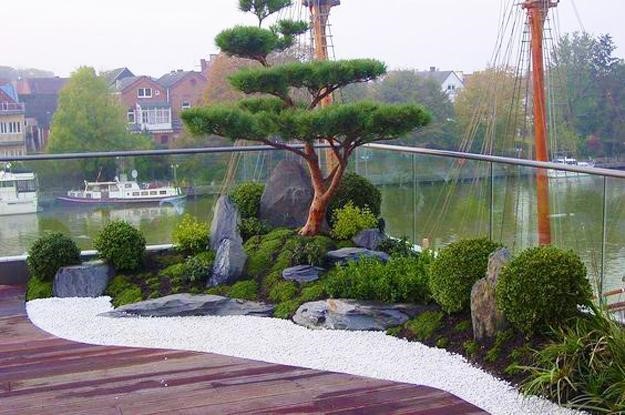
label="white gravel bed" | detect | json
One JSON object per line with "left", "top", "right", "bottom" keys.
{"left": 27, "top": 297, "right": 582, "bottom": 415}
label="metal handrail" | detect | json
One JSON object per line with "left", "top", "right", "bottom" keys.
{"left": 1, "top": 142, "right": 625, "bottom": 179}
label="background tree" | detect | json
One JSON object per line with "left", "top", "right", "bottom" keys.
{"left": 183, "top": 0, "right": 430, "bottom": 235}
{"left": 45, "top": 67, "right": 152, "bottom": 182}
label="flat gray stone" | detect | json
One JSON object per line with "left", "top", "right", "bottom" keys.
{"left": 325, "top": 247, "right": 390, "bottom": 267}
{"left": 209, "top": 238, "right": 247, "bottom": 287}
{"left": 259, "top": 160, "right": 314, "bottom": 229}
{"left": 293, "top": 299, "right": 430, "bottom": 331}
{"left": 282, "top": 265, "right": 324, "bottom": 283}
{"left": 53, "top": 260, "right": 113, "bottom": 298}
{"left": 210, "top": 196, "right": 242, "bottom": 251}
{"left": 471, "top": 248, "right": 510, "bottom": 341}
{"left": 100, "top": 293, "right": 274, "bottom": 318}
{"left": 352, "top": 229, "right": 387, "bottom": 251}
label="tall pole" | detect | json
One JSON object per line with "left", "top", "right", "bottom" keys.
{"left": 305, "top": 0, "right": 340, "bottom": 171}
{"left": 523, "top": 0, "right": 557, "bottom": 245}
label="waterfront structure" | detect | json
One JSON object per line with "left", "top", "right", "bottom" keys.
{"left": 0, "top": 84, "right": 27, "bottom": 157}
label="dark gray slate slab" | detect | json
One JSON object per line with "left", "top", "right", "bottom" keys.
{"left": 325, "top": 247, "right": 390, "bottom": 267}
{"left": 208, "top": 238, "right": 247, "bottom": 287}
{"left": 53, "top": 261, "right": 113, "bottom": 298}
{"left": 210, "top": 196, "right": 242, "bottom": 251}
{"left": 293, "top": 299, "right": 431, "bottom": 331}
{"left": 282, "top": 265, "right": 324, "bottom": 283}
{"left": 259, "top": 160, "right": 314, "bottom": 228}
{"left": 471, "top": 248, "right": 511, "bottom": 341}
{"left": 352, "top": 229, "right": 387, "bottom": 251}
{"left": 100, "top": 293, "right": 274, "bottom": 318}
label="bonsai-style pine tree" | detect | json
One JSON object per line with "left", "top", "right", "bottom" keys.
{"left": 182, "top": 0, "right": 431, "bottom": 236}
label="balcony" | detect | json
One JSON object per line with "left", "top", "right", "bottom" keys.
{"left": 0, "top": 102, "right": 25, "bottom": 114}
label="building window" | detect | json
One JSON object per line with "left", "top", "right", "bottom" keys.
{"left": 140, "top": 108, "right": 170, "bottom": 125}
{"left": 137, "top": 88, "right": 153, "bottom": 98}
{"left": 181, "top": 101, "right": 191, "bottom": 110}
{"left": 127, "top": 109, "right": 135, "bottom": 123}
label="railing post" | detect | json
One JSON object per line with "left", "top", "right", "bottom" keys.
{"left": 412, "top": 154, "right": 417, "bottom": 244}
{"left": 489, "top": 162, "right": 494, "bottom": 241}
{"left": 600, "top": 176, "right": 608, "bottom": 305}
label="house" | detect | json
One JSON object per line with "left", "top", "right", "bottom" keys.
{"left": 157, "top": 70, "right": 207, "bottom": 137}
{"left": 101, "top": 67, "right": 134, "bottom": 86}
{"left": 14, "top": 77, "right": 68, "bottom": 152}
{"left": 113, "top": 75, "right": 173, "bottom": 146}
{"left": 415, "top": 67, "right": 465, "bottom": 102}
{"left": 0, "top": 83, "right": 27, "bottom": 157}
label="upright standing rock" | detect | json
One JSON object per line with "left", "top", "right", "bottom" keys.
{"left": 53, "top": 261, "right": 113, "bottom": 298}
{"left": 209, "top": 239, "right": 247, "bottom": 287}
{"left": 471, "top": 248, "right": 511, "bottom": 341}
{"left": 210, "top": 195, "right": 242, "bottom": 251}
{"left": 259, "top": 160, "right": 313, "bottom": 228}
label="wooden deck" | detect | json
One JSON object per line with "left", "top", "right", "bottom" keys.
{"left": 0, "top": 286, "right": 488, "bottom": 415}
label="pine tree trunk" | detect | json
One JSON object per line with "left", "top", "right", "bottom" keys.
{"left": 299, "top": 193, "right": 329, "bottom": 236}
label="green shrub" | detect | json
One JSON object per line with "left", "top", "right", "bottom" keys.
{"left": 299, "top": 281, "right": 327, "bottom": 302}
{"left": 172, "top": 214, "right": 209, "bottom": 255}
{"left": 521, "top": 305, "right": 625, "bottom": 413}
{"left": 183, "top": 251, "right": 215, "bottom": 283}
{"left": 429, "top": 238, "right": 501, "bottom": 313}
{"left": 94, "top": 220, "right": 146, "bottom": 272}
{"left": 25, "top": 276, "right": 53, "bottom": 301}
{"left": 463, "top": 340, "right": 479, "bottom": 357}
{"left": 229, "top": 280, "right": 258, "bottom": 301}
{"left": 27, "top": 232, "right": 80, "bottom": 281}
{"left": 325, "top": 254, "right": 431, "bottom": 304}
{"left": 436, "top": 337, "right": 449, "bottom": 348}
{"left": 268, "top": 281, "right": 298, "bottom": 303}
{"left": 405, "top": 311, "right": 444, "bottom": 341}
{"left": 205, "top": 285, "right": 230, "bottom": 296}
{"left": 330, "top": 202, "right": 378, "bottom": 240}
{"left": 105, "top": 275, "right": 143, "bottom": 307}
{"left": 485, "top": 329, "right": 514, "bottom": 363}
{"left": 238, "top": 217, "right": 270, "bottom": 241}
{"left": 328, "top": 172, "right": 381, "bottom": 226}
{"left": 274, "top": 300, "right": 299, "bottom": 319}
{"left": 496, "top": 245, "right": 592, "bottom": 334}
{"left": 230, "top": 182, "right": 264, "bottom": 219}
{"left": 454, "top": 320, "right": 472, "bottom": 333}
{"left": 378, "top": 237, "right": 419, "bottom": 258}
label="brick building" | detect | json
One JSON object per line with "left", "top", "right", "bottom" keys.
{"left": 157, "top": 70, "right": 207, "bottom": 139}
{"left": 0, "top": 84, "right": 27, "bottom": 157}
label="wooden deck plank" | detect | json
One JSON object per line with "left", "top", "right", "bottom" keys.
{"left": 0, "top": 286, "right": 489, "bottom": 414}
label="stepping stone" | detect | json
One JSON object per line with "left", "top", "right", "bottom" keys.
{"left": 325, "top": 247, "right": 390, "bottom": 267}
{"left": 100, "top": 293, "right": 274, "bottom": 318}
{"left": 282, "top": 265, "right": 324, "bottom": 283}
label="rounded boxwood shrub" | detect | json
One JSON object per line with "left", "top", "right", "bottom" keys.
{"left": 94, "top": 220, "right": 146, "bottom": 272}
{"left": 429, "top": 238, "right": 501, "bottom": 313}
{"left": 172, "top": 214, "right": 209, "bottom": 255}
{"left": 327, "top": 172, "right": 381, "bottom": 226}
{"left": 27, "top": 232, "right": 81, "bottom": 281}
{"left": 229, "top": 182, "right": 264, "bottom": 219}
{"left": 496, "top": 245, "right": 592, "bottom": 334}
{"left": 330, "top": 202, "right": 378, "bottom": 240}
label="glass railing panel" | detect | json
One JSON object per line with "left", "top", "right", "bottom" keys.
{"left": 603, "top": 176, "right": 625, "bottom": 307}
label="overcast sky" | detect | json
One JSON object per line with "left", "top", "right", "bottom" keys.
{"left": 3, "top": 0, "right": 625, "bottom": 77}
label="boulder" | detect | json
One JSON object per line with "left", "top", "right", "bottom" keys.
{"left": 100, "top": 293, "right": 274, "bottom": 318}
{"left": 293, "top": 299, "right": 431, "bottom": 331}
{"left": 352, "top": 228, "right": 387, "bottom": 251}
{"left": 53, "top": 261, "right": 113, "bottom": 298}
{"left": 325, "top": 247, "right": 390, "bottom": 267}
{"left": 282, "top": 265, "right": 324, "bottom": 283}
{"left": 210, "top": 196, "right": 241, "bottom": 251}
{"left": 259, "top": 160, "right": 314, "bottom": 228}
{"left": 208, "top": 238, "right": 247, "bottom": 287}
{"left": 471, "top": 248, "right": 511, "bottom": 341}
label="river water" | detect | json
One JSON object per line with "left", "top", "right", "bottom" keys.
{"left": 2, "top": 172, "right": 624, "bottom": 296}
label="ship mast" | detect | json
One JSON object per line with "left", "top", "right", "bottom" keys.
{"left": 523, "top": 0, "right": 558, "bottom": 245}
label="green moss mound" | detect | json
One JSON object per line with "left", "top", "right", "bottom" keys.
{"left": 429, "top": 238, "right": 501, "bottom": 313}
{"left": 404, "top": 310, "right": 445, "bottom": 341}
{"left": 496, "top": 245, "right": 592, "bottom": 334}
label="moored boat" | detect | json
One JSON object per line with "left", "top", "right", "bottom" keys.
{"left": 548, "top": 157, "right": 594, "bottom": 179}
{"left": 0, "top": 170, "right": 38, "bottom": 215}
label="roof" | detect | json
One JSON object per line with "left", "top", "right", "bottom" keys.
{"left": 101, "top": 68, "right": 134, "bottom": 85}
{"left": 0, "top": 84, "right": 19, "bottom": 103}
{"left": 114, "top": 75, "right": 161, "bottom": 92}
{"left": 19, "top": 94, "right": 60, "bottom": 128}
{"left": 14, "top": 77, "right": 68, "bottom": 95}
{"left": 157, "top": 70, "right": 204, "bottom": 88}
{"left": 414, "top": 70, "right": 457, "bottom": 85}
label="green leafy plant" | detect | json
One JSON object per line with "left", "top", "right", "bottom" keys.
{"left": 238, "top": 217, "right": 270, "bottom": 241}
{"left": 105, "top": 275, "right": 143, "bottom": 307}
{"left": 520, "top": 304, "right": 625, "bottom": 413}
{"left": 94, "top": 220, "right": 146, "bottom": 272}
{"left": 172, "top": 214, "right": 209, "bottom": 255}
{"left": 429, "top": 238, "right": 501, "bottom": 313}
{"left": 228, "top": 280, "right": 259, "bottom": 301}
{"left": 26, "top": 232, "right": 81, "bottom": 281}
{"left": 325, "top": 254, "right": 432, "bottom": 304}
{"left": 378, "top": 236, "right": 419, "bottom": 258}
{"left": 485, "top": 329, "right": 514, "bottom": 363}
{"left": 25, "top": 277, "right": 53, "bottom": 301}
{"left": 496, "top": 245, "right": 592, "bottom": 334}
{"left": 327, "top": 172, "right": 382, "bottom": 226}
{"left": 405, "top": 311, "right": 445, "bottom": 341}
{"left": 183, "top": 251, "right": 215, "bottom": 283}
{"left": 229, "top": 182, "right": 265, "bottom": 219}
{"left": 463, "top": 340, "right": 479, "bottom": 358}
{"left": 330, "top": 202, "right": 378, "bottom": 240}
{"left": 454, "top": 320, "right": 472, "bottom": 333}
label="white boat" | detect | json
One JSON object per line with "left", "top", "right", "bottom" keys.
{"left": 0, "top": 170, "right": 38, "bottom": 215}
{"left": 58, "top": 173, "right": 185, "bottom": 205}
{"left": 548, "top": 157, "right": 594, "bottom": 179}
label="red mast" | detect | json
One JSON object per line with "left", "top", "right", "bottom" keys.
{"left": 523, "top": 0, "right": 558, "bottom": 245}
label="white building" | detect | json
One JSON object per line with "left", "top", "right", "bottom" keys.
{"left": 415, "top": 67, "right": 465, "bottom": 102}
